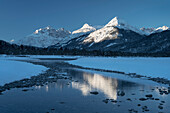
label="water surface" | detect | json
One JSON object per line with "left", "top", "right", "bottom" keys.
{"left": 0, "top": 66, "right": 169, "bottom": 113}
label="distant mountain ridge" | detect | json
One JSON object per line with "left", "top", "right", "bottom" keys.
{"left": 7, "top": 16, "right": 170, "bottom": 53}
{"left": 141, "top": 26, "right": 169, "bottom": 35}
{"left": 50, "top": 17, "right": 170, "bottom": 53}
{"left": 17, "top": 26, "right": 71, "bottom": 48}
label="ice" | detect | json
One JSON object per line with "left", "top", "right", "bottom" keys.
{"left": 68, "top": 57, "right": 170, "bottom": 80}
{"left": 28, "top": 55, "right": 81, "bottom": 59}
{"left": 0, "top": 56, "right": 47, "bottom": 85}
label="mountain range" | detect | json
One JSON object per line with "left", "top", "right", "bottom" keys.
{"left": 5, "top": 17, "right": 170, "bottom": 53}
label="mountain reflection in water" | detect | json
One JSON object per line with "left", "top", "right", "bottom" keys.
{"left": 39, "top": 69, "right": 139, "bottom": 100}
{"left": 72, "top": 73, "right": 118, "bottom": 100}
{"left": 34, "top": 69, "right": 140, "bottom": 100}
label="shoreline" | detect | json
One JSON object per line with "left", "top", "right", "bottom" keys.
{"left": 0, "top": 59, "right": 170, "bottom": 113}
{"left": 68, "top": 63, "right": 170, "bottom": 87}
{"left": 0, "top": 58, "right": 170, "bottom": 94}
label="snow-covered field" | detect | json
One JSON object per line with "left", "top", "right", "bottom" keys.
{"left": 1, "top": 55, "right": 170, "bottom": 86}
{"left": 28, "top": 55, "right": 81, "bottom": 59}
{"left": 0, "top": 56, "right": 47, "bottom": 85}
{"left": 68, "top": 57, "right": 170, "bottom": 80}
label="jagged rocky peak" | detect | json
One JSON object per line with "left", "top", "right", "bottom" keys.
{"left": 33, "top": 26, "right": 71, "bottom": 37}
{"left": 141, "top": 26, "right": 169, "bottom": 35}
{"left": 34, "top": 26, "right": 53, "bottom": 34}
{"left": 72, "top": 23, "right": 96, "bottom": 34}
{"left": 140, "top": 27, "right": 155, "bottom": 32}
{"left": 17, "top": 26, "right": 71, "bottom": 48}
{"left": 140, "top": 27, "right": 156, "bottom": 35}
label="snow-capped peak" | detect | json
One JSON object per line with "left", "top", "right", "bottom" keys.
{"left": 17, "top": 26, "right": 71, "bottom": 48}
{"left": 83, "top": 16, "right": 145, "bottom": 43}
{"left": 156, "top": 26, "right": 169, "bottom": 31}
{"left": 33, "top": 26, "right": 71, "bottom": 37}
{"left": 72, "top": 23, "right": 96, "bottom": 34}
{"left": 141, "top": 26, "right": 169, "bottom": 35}
{"left": 82, "top": 23, "right": 92, "bottom": 29}
{"left": 105, "top": 17, "right": 126, "bottom": 27}
{"left": 34, "top": 26, "right": 52, "bottom": 34}
{"left": 104, "top": 17, "right": 144, "bottom": 35}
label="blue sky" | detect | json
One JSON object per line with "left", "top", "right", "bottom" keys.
{"left": 0, "top": 0, "right": 170, "bottom": 41}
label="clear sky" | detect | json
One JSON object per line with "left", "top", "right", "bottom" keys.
{"left": 0, "top": 0, "right": 170, "bottom": 42}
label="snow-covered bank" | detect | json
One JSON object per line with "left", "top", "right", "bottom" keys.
{"left": 0, "top": 58, "right": 47, "bottom": 85}
{"left": 27, "top": 55, "right": 81, "bottom": 59}
{"left": 0, "top": 55, "right": 81, "bottom": 60}
{"left": 68, "top": 57, "right": 170, "bottom": 80}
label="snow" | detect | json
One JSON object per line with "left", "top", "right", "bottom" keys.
{"left": 27, "top": 55, "right": 81, "bottom": 59}
{"left": 83, "top": 26, "right": 118, "bottom": 43}
{"left": 105, "top": 17, "right": 125, "bottom": 27}
{"left": 0, "top": 55, "right": 81, "bottom": 61}
{"left": 72, "top": 23, "right": 96, "bottom": 34}
{"left": 0, "top": 55, "right": 82, "bottom": 86}
{"left": 0, "top": 56, "right": 47, "bottom": 86}
{"left": 13, "top": 17, "right": 169, "bottom": 48}
{"left": 141, "top": 26, "right": 169, "bottom": 35}
{"left": 156, "top": 26, "right": 169, "bottom": 32}
{"left": 68, "top": 57, "right": 170, "bottom": 80}
{"left": 105, "top": 43, "right": 117, "bottom": 48}
{"left": 83, "top": 16, "right": 144, "bottom": 43}
{"left": 105, "top": 17, "right": 144, "bottom": 35}
{"left": 10, "top": 39, "right": 14, "bottom": 43}
{"left": 17, "top": 26, "right": 71, "bottom": 48}
{"left": 140, "top": 27, "right": 156, "bottom": 35}
{"left": 88, "top": 42, "right": 94, "bottom": 47}
{"left": 53, "top": 24, "right": 96, "bottom": 47}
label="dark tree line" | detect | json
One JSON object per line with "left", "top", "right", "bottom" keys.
{"left": 0, "top": 40, "right": 170, "bottom": 57}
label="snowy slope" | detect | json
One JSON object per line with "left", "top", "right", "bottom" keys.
{"left": 83, "top": 17, "right": 143, "bottom": 43}
{"left": 141, "top": 26, "right": 169, "bottom": 35}
{"left": 70, "top": 24, "right": 96, "bottom": 42}
{"left": 156, "top": 26, "right": 169, "bottom": 32}
{"left": 72, "top": 23, "right": 96, "bottom": 34}
{"left": 105, "top": 17, "right": 143, "bottom": 34}
{"left": 68, "top": 57, "right": 170, "bottom": 80}
{"left": 52, "top": 24, "right": 96, "bottom": 47}
{"left": 83, "top": 26, "right": 119, "bottom": 43}
{"left": 140, "top": 27, "right": 156, "bottom": 35}
{"left": 14, "top": 16, "right": 170, "bottom": 50}
{"left": 18, "top": 26, "right": 71, "bottom": 48}
{"left": 58, "top": 17, "right": 170, "bottom": 53}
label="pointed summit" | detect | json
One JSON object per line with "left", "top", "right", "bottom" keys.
{"left": 104, "top": 16, "right": 144, "bottom": 35}
{"left": 72, "top": 23, "right": 96, "bottom": 34}
{"left": 105, "top": 17, "right": 126, "bottom": 27}
{"left": 82, "top": 23, "right": 92, "bottom": 29}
